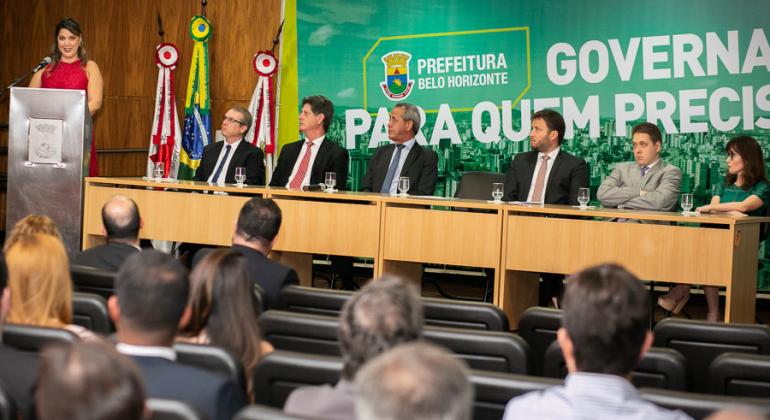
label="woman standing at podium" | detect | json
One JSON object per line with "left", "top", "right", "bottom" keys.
{"left": 29, "top": 17, "right": 103, "bottom": 176}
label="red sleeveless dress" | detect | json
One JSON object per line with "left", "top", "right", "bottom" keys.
{"left": 40, "top": 60, "right": 99, "bottom": 176}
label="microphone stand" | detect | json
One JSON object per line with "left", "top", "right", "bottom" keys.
{"left": 0, "top": 66, "right": 42, "bottom": 102}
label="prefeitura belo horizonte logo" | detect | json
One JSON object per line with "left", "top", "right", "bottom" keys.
{"left": 380, "top": 51, "right": 414, "bottom": 100}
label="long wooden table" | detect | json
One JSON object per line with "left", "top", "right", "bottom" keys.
{"left": 83, "top": 177, "right": 768, "bottom": 326}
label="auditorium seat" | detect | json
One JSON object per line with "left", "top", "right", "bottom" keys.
{"left": 2, "top": 323, "right": 77, "bottom": 352}
{"left": 251, "top": 350, "right": 342, "bottom": 408}
{"left": 259, "top": 310, "right": 340, "bottom": 356}
{"left": 236, "top": 404, "right": 324, "bottom": 420}
{"left": 708, "top": 352, "right": 770, "bottom": 398}
{"left": 71, "top": 264, "right": 116, "bottom": 299}
{"left": 542, "top": 340, "right": 688, "bottom": 390}
{"left": 174, "top": 342, "right": 247, "bottom": 394}
{"left": 147, "top": 398, "right": 206, "bottom": 420}
{"left": 470, "top": 370, "right": 562, "bottom": 420}
{"left": 516, "top": 307, "right": 562, "bottom": 375}
{"left": 640, "top": 387, "right": 770, "bottom": 419}
{"left": 273, "top": 286, "right": 351, "bottom": 317}
{"left": 653, "top": 318, "right": 770, "bottom": 392}
{"left": 0, "top": 384, "right": 16, "bottom": 420}
{"left": 72, "top": 291, "right": 112, "bottom": 334}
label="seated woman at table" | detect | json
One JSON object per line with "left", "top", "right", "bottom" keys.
{"left": 176, "top": 249, "right": 273, "bottom": 401}
{"left": 658, "top": 136, "right": 769, "bottom": 322}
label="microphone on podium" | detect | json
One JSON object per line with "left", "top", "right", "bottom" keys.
{"left": 32, "top": 57, "right": 52, "bottom": 73}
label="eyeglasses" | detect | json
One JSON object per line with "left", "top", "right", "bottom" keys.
{"left": 727, "top": 151, "right": 741, "bottom": 160}
{"left": 223, "top": 116, "right": 246, "bottom": 126}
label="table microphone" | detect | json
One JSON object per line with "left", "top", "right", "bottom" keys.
{"left": 32, "top": 57, "right": 52, "bottom": 73}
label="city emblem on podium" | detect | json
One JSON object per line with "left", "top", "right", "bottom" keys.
{"left": 380, "top": 51, "right": 414, "bottom": 100}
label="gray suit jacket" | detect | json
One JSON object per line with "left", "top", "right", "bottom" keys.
{"left": 597, "top": 160, "right": 681, "bottom": 211}
{"left": 283, "top": 380, "right": 355, "bottom": 420}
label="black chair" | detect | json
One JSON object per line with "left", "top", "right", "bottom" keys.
{"left": 640, "top": 387, "right": 770, "bottom": 419}
{"left": 653, "top": 318, "right": 770, "bottom": 392}
{"left": 175, "top": 342, "right": 247, "bottom": 394}
{"left": 455, "top": 171, "right": 506, "bottom": 200}
{"left": 2, "top": 323, "right": 77, "bottom": 352}
{"left": 71, "top": 264, "right": 116, "bottom": 299}
{"left": 470, "top": 370, "right": 562, "bottom": 420}
{"left": 542, "top": 340, "right": 688, "bottom": 390}
{"left": 236, "top": 404, "right": 324, "bottom": 420}
{"left": 72, "top": 291, "right": 111, "bottom": 334}
{"left": 259, "top": 310, "right": 340, "bottom": 356}
{"left": 516, "top": 307, "right": 562, "bottom": 376}
{"left": 147, "top": 398, "right": 207, "bottom": 420}
{"left": 251, "top": 350, "right": 343, "bottom": 408}
{"left": 0, "top": 384, "right": 16, "bottom": 420}
{"left": 273, "top": 286, "right": 351, "bottom": 317}
{"left": 709, "top": 352, "right": 770, "bottom": 398}
{"left": 423, "top": 327, "right": 529, "bottom": 374}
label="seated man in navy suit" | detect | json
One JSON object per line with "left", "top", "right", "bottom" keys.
{"left": 73, "top": 195, "right": 142, "bottom": 271}
{"left": 109, "top": 251, "right": 246, "bottom": 419}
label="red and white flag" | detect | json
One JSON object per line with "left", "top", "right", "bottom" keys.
{"left": 247, "top": 50, "right": 278, "bottom": 182}
{"left": 148, "top": 42, "right": 182, "bottom": 179}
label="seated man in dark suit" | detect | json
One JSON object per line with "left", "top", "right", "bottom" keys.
{"left": 270, "top": 95, "right": 349, "bottom": 189}
{"left": 361, "top": 103, "right": 438, "bottom": 196}
{"left": 0, "top": 253, "right": 39, "bottom": 420}
{"left": 504, "top": 109, "right": 589, "bottom": 307}
{"left": 73, "top": 195, "right": 142, "bottom": 271}
{"left": 194, "top": 106, "right": 265, "bottom": 185}
{"left": 109, "top": 251, "right": 246, "bottom": 419}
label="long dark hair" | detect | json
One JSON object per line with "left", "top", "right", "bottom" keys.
{"left": 725, "top": 136, "right": 768, "bottom": 190}
{"left": 48, "top": 17, "right": 89, "bottom": 73}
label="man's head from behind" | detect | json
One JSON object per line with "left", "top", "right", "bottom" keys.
{"left": 233, "top": 198, "right": 282, "bottom": 250}
{"left": 338, "top": 276, "right": 423, "bottom": 380}
{"left": 355, "top": 342, "right": 473, "bottom": 420}
{"left": 631, "top": 122, "right": 663, "bottom": 167}
{"left": 109, "top": 251, "right": 189, "bottom": 345}
{"left": 559, "top": 263, "right": 652, "bottom": 376}
{"left": 102, "top": 195, "right": 141, "bottom": 242}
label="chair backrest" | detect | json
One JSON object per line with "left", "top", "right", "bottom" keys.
{"left": 147, "top": 398, "right": 206, "bottom": 420}
{"left": 2, "top": 323, "right": 77, "bottom": 352}
{"left": 236, "top": 404, "right": 324, "bottom": 420}
{"left": 174, "top": 342, "right": 247, "bottom": 394}
{"left": 516, "top": 307, "right": 562, "bottom": 375}
{"left": 653, "top": 318, "right": 770, "bottom": 392}
{"left": 709, "top": 352, "right": 770, "bottom": 398}
{"left": 469, "top": 370, "right": 562, "bottom": 420}
{"left": 542, "top": 341, "right": 688, "bottom": 391}
{"left": 0, "top": 384, "right": 16, "bottom": 420}
{"left": 423, "top": 327, "right": 529, "bottom": 374}
{"left": 259, "top": 310, "right": 341, "bottom": 356}
{"left": 640, "top": 387, "right": 770, "bottom": 419}
{"left": 251, "top": 350, "right": 343, "bottom": 408}
{"left": 72, "top": 291, "right": 112, "bottom": 334}
{"left": 70, "top": 264, "right": 116, "bottom": 299}
{"left": 273, "top": 286, "right": 351, "bottom": 317}
{"left": 455, "top": 171, "right": 506, "bottom": 200}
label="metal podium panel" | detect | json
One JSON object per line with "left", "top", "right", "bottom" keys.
{"left": 7, "top": 87, "right": 92, "bottom": 255}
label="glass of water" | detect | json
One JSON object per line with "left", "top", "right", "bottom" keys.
{"left": 324, "top": 172, "right": 336, "bottom": 193}
{"left": 577, "top": 187, "right": 590, "bottom": 209}
{"left": 234, "top": 167, "right": 246, "bottom": 187}
{"left": 681, "top": 193, "right": 693, "bottom": 215}
{"left": 398, "top": 177, "right": 410, "bottom": 197}
{"left": 491, "top": 182, "right": 504, "bottom": 203}
{"left": 153, "top": 162, "right": 164, "bottom": 182}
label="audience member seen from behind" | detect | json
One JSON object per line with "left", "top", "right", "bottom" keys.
{"left": 6, "top": 233, "right": 95, "bottom": 340}
{"left": 283, "top": 276, "right": 424, "bottom": 420}
{"left": 177, "top": 248, "right": 273, "bottom": 400}
{"left": 3, "top": 214, "right": 62, "bottom": 253}
{"left": 355, "top": 341, "right": 473, "bottom": 420}
{"left": 73, "top": 195, "right": 142, "bottom": 271}
{"left": 502, "top": 264, "right": 692, "bottom": 420}
{"left": 109, "top": 251, "right": 245, "bottom": 419}
{"left": 36, "top": 339, "right": 147, "bottom": 420}
{"left": 660, "top": 136, "right": 769, "bottom": 323}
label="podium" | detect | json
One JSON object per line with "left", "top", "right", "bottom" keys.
{"left": 6, "top": 87, "right": 92, "bottom": 255}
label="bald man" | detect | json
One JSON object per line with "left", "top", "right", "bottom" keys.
{"left": 74, "top": 195, "right": 143, "bottom": 271}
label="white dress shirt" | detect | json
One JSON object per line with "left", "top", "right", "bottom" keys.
{"left": 384, "top": 138, "right": 416, "bottom": 195}
{"left": 526, "top": 147, "right": 561, "bottom": 203}
{"left": 208, "top": 138, "right": 242, "bottom": 184}
{"left": 286, "top": 135, "right": 326, "bottom": 188}
{"left": 116, "top": 342, "right": 177, "bottom": 361}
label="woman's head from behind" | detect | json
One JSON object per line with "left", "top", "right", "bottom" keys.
{"left": 4, "top": 214, "right": 62, "bottom": 253}
{"left": 725, "top": 136, "right": 767, "bottom": 189}
{"left": 7, "top": 233, "right": 72, "bottom": 327}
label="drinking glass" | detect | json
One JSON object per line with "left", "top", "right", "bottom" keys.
{"left": 153, "top": 162, "right": 164, "bottom": 182}
{"left": 681, "top": 193, "right": 693, "bottom": 215}
{"left": 398, "top": 177, "right": 410, "bottom": 197}
{"left": 234, "top": 167, "right": 246, "bottom": 187}
{"left": 577, "top": 187, "right": 590, "bottom": 209}
{"left": 324, "top": 172, "right": 336, "bottom": 192}
{"left": 491, "top": 182, "right": 504, "bottom": 203}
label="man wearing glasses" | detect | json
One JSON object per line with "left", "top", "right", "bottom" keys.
{"left": 194, "top": 106, "right": 265, "bottom": 185}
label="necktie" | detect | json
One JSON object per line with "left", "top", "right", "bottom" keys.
{"left": 530, "top": 155, "right": 550, "bottom": 202}
{"left": 641, "top": 165, "right": 650, "bottom": 177}
{"left": 289, "top": 141, "right": 313, "bottom": 189}
{"left": 210, "top": 145, "right": 232, "bottom": 182}
{"left": 381, "top": 144, "right": 405, "bottom": 194}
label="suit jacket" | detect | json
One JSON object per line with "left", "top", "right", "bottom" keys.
{"left": 270, "top": 139, "right": 350, "bottom": 189}
{"left": 130, "top": 355, "right": 245, "bottom": 420}
{"left": 0, "top": 344, "right": 38, "bottom": 420}
{"left": 194, "top": 139, "right": 265, "bottom": 185}
{"left": 72, "top": 241, "right": 140, "bottom": 272}
{"left": 361, "top": 142, "right": 438, "bottom": 196}
{"left": 283, "top": 380, "right": 355, "bottom": 420}
{"left": 597, "top": 160, "right": 681, "bottom": 211}
{"left": 504, "top": 150, "right": 589, "bottom": 205}
{"left": 231, "top": 244, "right": 299, "bottom": 309}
